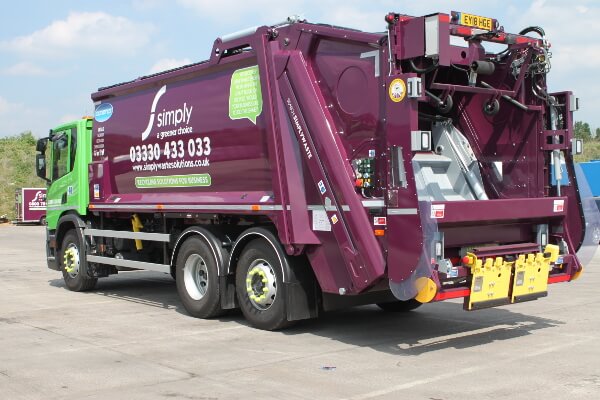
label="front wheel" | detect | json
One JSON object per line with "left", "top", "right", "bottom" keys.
{"left": 60, "top": 230, "right": 97, "bottom": 291}
{"left": 235, "top": 239, "right": 293, "bottom": 330}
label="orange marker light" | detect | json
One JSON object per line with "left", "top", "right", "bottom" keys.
{"left": 251, "top": 205, "right": 261, "bottom": 211}
{"left": 374, "top": 229, "right": 385, "bottom": 236}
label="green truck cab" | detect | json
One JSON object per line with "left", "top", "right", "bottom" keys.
{"left": 36, "top": 118, "right": 92, "bottom": 272}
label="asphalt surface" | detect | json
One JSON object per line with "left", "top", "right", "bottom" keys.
{"left": 1, "top": 224, "right": 599, "bottom": 400}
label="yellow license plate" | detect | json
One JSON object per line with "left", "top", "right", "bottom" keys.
{"left": 459, "top": 12, "right": 493, "bottom": 31}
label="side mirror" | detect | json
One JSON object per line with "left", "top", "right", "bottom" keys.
{"left": 36, "top": 154, "right": 49, "bottom": 182}
{"left": 36, "top": 138, "right": 48, "bottom": 153}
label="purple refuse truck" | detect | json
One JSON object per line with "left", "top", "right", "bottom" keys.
{"left": 36, "top": 12, "right": 598, "bottom": 329}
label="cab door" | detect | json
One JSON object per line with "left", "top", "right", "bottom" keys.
{"left": 46, "top": 127, "right": 77, "bottom": 228}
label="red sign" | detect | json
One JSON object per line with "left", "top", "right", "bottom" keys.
{"left": 374, "top": 217, "right": 387, "bottom": 226}
{"left": 553, "top": 200, "right": 564, "bottom": 213}
{"left": 431, "top": 204, "right": 445, "bottom": 219}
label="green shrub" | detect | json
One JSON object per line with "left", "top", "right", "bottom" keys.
{"left": 0, "top": 132, "right": 42, "bottom": 220}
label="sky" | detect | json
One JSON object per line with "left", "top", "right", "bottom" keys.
{"left": 0, "top": 0, "right": 598, "bottom": 138}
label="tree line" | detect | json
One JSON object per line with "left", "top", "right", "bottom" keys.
{"left": 574, "top": 121, "right": 600, "bottom": 141}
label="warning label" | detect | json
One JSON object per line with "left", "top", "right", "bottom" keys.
{"left": 431, "top": 204, "right": 445, "bottom": 219}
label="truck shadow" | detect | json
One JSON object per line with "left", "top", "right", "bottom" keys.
{"left": 48, "top": 272, "right": 181, "bottom": 311}
{"left": 48, "top": 272, "right": 563, "bottom": 356}
{"left": 285, "top": 304, "right": 563, "bottom": 356}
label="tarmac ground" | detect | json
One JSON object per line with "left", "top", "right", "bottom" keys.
{"left": 1, "top": 225, "right": 599, "bottom": 399}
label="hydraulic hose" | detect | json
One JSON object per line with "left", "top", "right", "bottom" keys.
{"left": 519, "top": 26, "right": 545, "bottom": 38}
{"left": 409, "top": 58, "right": 438, "bottom": 74}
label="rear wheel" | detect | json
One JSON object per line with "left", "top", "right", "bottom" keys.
{"left": 235, "top": 239, "right": 292, "bottom": 330}
{"left": 376, "top": 299, "right": 422, "bottom": 312}
{"left": 176, "top": 236, "right": 224, "bottom": 318}
{"left": 60, "top": 230, "right": 97, "bottom": 291}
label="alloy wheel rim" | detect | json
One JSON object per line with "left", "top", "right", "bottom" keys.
{"left": 184, "top": 254, "right": 209, "bottom": 300}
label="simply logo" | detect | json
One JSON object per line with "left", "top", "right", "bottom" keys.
{"left": 94, "top": 103, "right": 113, "bottom": 122}
{"left": 141, "top": 85, "right": 167, "bottom": 141}
{"left": 28, "top": 191, "right": 46, "bottom": 209}
{"left": 141, "top": 85, "right": 193, "bottom": 141}
{"left": 30, "top": 190, "right": 46, "bottom": 204}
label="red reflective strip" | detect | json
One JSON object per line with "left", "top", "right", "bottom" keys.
{"left": 548, "top": 274, "right": 570, "bottom": 284}
{"left": 515, "top": 36, "right": 543, "bottom": 46}
{"left": 433, "top": 288, "right": 470, "bottom": 301}
{"left": 455, "top": 26, "right": 472, "bottom": 36}
{"left": 515, "top": 36, "right": 530, "bottom": 44}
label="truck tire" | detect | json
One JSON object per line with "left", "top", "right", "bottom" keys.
{"left": 176, "top": 236, "right": 224, "bottom": 318}
{"left": 376, "top": 299, "right": 422, "bottom": 312}
{"left": 235, "top": 239, "right": 293, "bottom": 330}
{"left": 60, "top": 230, "right": 97, "bottom": 291}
